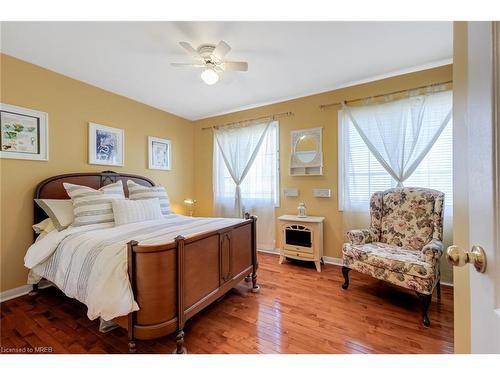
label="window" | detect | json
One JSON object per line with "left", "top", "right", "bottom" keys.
{"left": 339, "top": 110, "right": 452, "bottom": 211}
{"left": 214, "top": 121, "right": 280, "bottom": 207}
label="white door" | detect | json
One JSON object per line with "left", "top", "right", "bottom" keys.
{"left": 451, "top": 21, "right": 500, "bottom": 353}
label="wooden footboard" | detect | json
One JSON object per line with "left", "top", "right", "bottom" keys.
{"left": 124, "top": 214, "right": 258, "bottom": 353}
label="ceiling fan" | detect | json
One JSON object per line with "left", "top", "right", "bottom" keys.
{"left": 171, "top": 40, "right": 248, "bottom": 85}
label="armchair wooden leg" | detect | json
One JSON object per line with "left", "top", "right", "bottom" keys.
{"left": 436, "top": 279, "right": 441, "bottom": 300}
{"left": 417, "top": 292, "right": 432, "bottom": 327}
{"left": 341, "top": 266, "right": 351, "bottom": 290}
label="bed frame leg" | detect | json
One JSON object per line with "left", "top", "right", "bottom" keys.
{"left": 128, "top": 340, "right": 137, "bottom": 353}
{"left": 173, "top": 329, "right": 187, "bottom": 354}
{"left": 251, "top": 272, "right": 260, "bottom": 293}
{"left": 28, "top": 283, "right": 39, "bottom": 296}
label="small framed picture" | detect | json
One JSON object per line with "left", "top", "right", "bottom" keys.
{"left": 148, "top": 136, "right": 171, "bottom": 170}
{"left": 88, "top": 122, "right": 124, "bottom": 166}
{"left": 0, "top": 103, "right": 49, "bottom": 161}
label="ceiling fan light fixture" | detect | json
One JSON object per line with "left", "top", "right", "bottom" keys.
{"left": 200, "top": 68, "right": 219, "bottom": 85}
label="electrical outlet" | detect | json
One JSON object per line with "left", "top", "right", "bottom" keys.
{"left": 284, "top": 188, "right": 299, "bottom": 197}
{"left": 313, "top": 188, "right": 332, "bottom": 198}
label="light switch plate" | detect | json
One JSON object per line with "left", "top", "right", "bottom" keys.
{"left": 313, "top": 188, "right": 332, "bottom": 198}
{"left": 284, "top": 188, "right": 299, "bottom": 197}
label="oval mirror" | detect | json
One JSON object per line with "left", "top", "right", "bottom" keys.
{"left": 294, "top": 135, "right": 318, "bottom": 164}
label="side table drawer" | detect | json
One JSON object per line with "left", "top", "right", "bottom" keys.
{"left": 284, "top": 250, "right": 314, "bottom": 259}
{"left": 283, "top": 244, "right": 313, "bottom": 254}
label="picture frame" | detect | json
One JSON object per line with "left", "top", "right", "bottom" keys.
{"left": 0, "top": 103, "right": 49, "bottom": 161}
{"left": 148, "top": 136, "right": 171, "bottom": 170}
{"left": 88, "top": 122, "right": 124, "bottom": 166}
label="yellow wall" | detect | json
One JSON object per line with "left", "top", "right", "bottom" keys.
{"left": 0, "top": 54, "right": 195, "bottom": 292}
{"left": 451, "top": 21, "right": 471, "bottom": 354}
{"left": 192, "top": 65, "right": 453, "bottom": 275}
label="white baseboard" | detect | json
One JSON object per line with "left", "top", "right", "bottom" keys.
{"left": 322, "top": 256, "right": 343, "bottom": 266}
{"left": 258, "top": 249, "right": 343, "bottom": 265}
{"left": 257, "top": 248, "right": 280, "bottom": 255}
{"left": 0, "top": 281, "right": 52, "bottom": 303}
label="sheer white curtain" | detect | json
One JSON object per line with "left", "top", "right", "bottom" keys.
{"left": 342, "top": 90, "right": 452, "bottom": 187}
{"left": 213, "top": 121, "right": 279, "bottom": 250}
{"left": 213, "top": 120, "right": 272, "bottom": 217}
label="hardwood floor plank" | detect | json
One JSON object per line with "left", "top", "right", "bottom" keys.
{"left": 0, "top": 253, "right": 453, "bottom": 354}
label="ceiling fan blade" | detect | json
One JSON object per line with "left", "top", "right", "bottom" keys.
{"left": 179, "top": 42, "right": 203, "bottom": 61}
{"left": 170, "top": 62, "right": 206, "bottom": 68}
{"left": 223, "top": 61, "right": 248, "bottom": 71}
{"left": 213, "top": 40, "right": 231, "bottom": 59}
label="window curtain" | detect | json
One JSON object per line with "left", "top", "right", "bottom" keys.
{"left": 213, "top": 120, "right": 278, "bottom": 250}
{"left": 342, "top": 90, "right": 452, "bottom": 187}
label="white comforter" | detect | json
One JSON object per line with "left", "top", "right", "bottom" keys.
{"left": 24, "top": 214, "right": 244, "bottom": 321}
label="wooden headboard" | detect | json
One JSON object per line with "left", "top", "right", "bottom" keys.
{"left": 34, "top": 170, "right": 155, "bottom": 224}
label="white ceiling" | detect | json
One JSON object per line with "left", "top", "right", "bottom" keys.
{"left": 0, "top": 22, "right": 452, "bottom": 120}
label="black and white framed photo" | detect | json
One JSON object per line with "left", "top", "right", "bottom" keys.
{"left": 88, "top": 122, "right": 124, "bottom": 166}
{"left": 148, "top": 136, "right": 171, "bottom": 170}
{"left": 0, "top": 103, "right": 49, "bottom": 161}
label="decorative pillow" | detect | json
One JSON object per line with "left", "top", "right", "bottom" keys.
{"left": 127, "top": 180, "right": 171, "bottom": 216}
{"left": 63, "top": 180, "right": 125, "bottom": 227}
{"left": 34, "top": 199, "right": 74, "bottom": 231}
{"left": 112, "top": 198, "right": 163, "bottom": 226}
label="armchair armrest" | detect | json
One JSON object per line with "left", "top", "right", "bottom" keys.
{"left": 347, "top": 229, "right": 377, "bottom": 245}
{"left": 421, "top": 239, "right": 443, "bottom": 263}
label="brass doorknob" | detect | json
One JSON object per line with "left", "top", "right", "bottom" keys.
{"left": 446, "top": 245, "right": 487, "bottom": 273}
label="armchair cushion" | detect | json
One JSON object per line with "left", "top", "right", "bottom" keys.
{"left": 342, "top": 242, "right": 437, "bottom": 279}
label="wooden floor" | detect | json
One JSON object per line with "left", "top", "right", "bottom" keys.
{"left": 0, "top": 253, "right": 453, "bottom": 354}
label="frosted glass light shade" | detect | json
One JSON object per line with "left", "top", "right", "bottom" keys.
{"left": 201, "top": 68, "right": 219, "bottom": 85}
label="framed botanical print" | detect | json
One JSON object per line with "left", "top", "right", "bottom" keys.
{"left": 148, "top": 136, "right": 171, "bottom": 170}
{"left": 0, "top": 103, "right": 49, "bottom": 161}
{"left": 88, "top": 122, "right": 124, "bottom": 166}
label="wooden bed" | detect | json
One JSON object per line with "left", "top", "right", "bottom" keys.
{"left": 33, "top": 170, "right": 259, "bottom": 354}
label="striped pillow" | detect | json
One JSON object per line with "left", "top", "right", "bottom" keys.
{"left": 63, "top": 180, "right": 125, "bottom": 227}
{"left": 127, "top": 180, "right": 171, "bottom": 216}
{"left": 112, "top": 198, "right": 163, "bottom": 226}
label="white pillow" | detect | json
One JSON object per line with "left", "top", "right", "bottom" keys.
{"left": 34, "top": 199, "right": 74, "bottom": 231}
{"left": 127, "top": 180, "right": 171, "bottom": 216}
{"left": 63, "top": 180, "right": 125, "bottom": 226}
{"left": 112, "top": 198, "right": 163, "bottom": 226}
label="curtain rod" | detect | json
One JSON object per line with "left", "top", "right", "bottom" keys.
{"left": 201, "top": 111, "right": 294, "bottom": 130}
{"left": 318, "top": 80, "right": 453, "bottom": 110}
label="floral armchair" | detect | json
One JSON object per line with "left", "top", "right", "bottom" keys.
{"left": 341, "top": 187, "right": 444, "bottom": 327}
